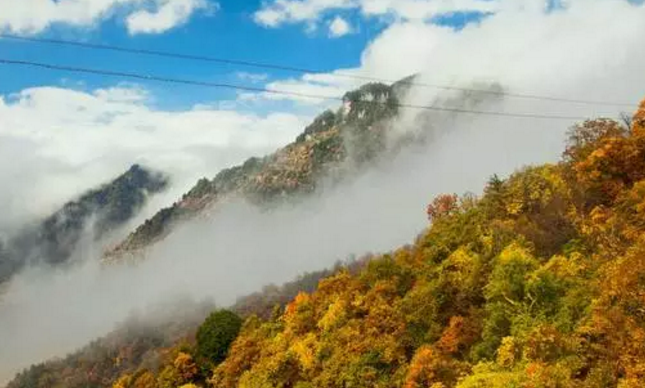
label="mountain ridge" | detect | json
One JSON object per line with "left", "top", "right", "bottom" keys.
{"left": 0, "top": 164, "right": 168, "bottom": 284}
{"left": 8, "top": 97, "right": 645, "bottom": 388}
{"left": 103, "top": 80, "right": 411, "bottom": 262}
{"left": 104, "top": 75, "right": 497, "bottom": 262}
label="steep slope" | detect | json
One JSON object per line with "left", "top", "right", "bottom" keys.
{"left": 6, "top": 301, "right": 213, "bottom": 388}
{"left": 9, "top": 99, "right": 645, "bottom": 388}
{"left": 1, "top": 78, "right": 509, "bottom": 388}
{"left": 0, "top": 164, "right": 168, "bottom": 283}
{"left": 105, "top": 81, "right": 411, "bottom": 261}
{"left": 89, "top": 99, "right": 645, "bottom": 388}
{"left": 1, "top": 264, "right": 361, "bottom": 388}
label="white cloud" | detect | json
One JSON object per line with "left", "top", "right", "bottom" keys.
{"left": 254, "top": 0, "right": 498, "bottom": 28}
{"left": 239, "top": 73, "right": 354, "bottom": 106}
{"left": 359, "top": 0, "right": 499, "bottom": 19}
{"left": 236, "top": 71, "right": 270, "bottom": 83}
{"left": 328, "top": 15, "right": 352, "bottom": 37}
{"left": 126, "top": 0, "right": 211, "bottom": 34}
{"left": 0, "top": 85, "right": 309, "bottom": 232}
{"left": 248, "top": 0, "right": 645, "bottom": 109}
{"left": 254, "top": 0, "right": 354, "bottom": 27}
{"left": 0, "top": 0, "right": 212, "bottom": 35}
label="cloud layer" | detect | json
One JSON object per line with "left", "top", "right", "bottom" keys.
{"left": 0, "top": 95, "right": 579, "bottom": 384}
{"left": 0, "top": 85, "right": 309, "bottom": 234}
{"left": 249, "top": 0, "right": 645, "bottom": 108}
{"left": 0, "top": 0, "right": 212, "bottom": 35}
{"left": 254, "top": 0, "right": 498, "bottom": 27}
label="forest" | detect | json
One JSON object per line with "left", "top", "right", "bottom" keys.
{"left": 9, "top": 98, "right": 645, "bottom": 388}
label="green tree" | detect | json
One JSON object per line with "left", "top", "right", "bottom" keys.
{"left": 196, "top": 310, "right": 243, "bottom": 365}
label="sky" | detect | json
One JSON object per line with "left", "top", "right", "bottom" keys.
{"left": 3, "top": 0, "right": 645, "bottom": 383}
{"left": 0, "top": 0, "right": 643, "bottom": 236}
{"left": 0, "top": 0, "right": 643, "bottom": 237}
{"left": 0, "top": 0, "right": 389, "bottom": 109}
{"left": 0, "top": 0, "right": 490, "bottom": 118}
{"left": 0, "top": 0, "right": 496, "bottom": 231}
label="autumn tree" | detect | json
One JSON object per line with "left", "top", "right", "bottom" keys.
{"left": 104, "top": 94, "right": 645, "bottom": 388}
{"left": 563, "top": 119, "right": 627, "bottom": 163}
{"left": 633, "top": 98, "right": 645, "bottom": 133}
{"left": 427, "top": 194, "right": 459, "bottom": 221}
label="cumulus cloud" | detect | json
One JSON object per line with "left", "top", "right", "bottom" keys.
{"left": 254, "top": 0, "right": 354, "bottom": 27}
{"left": 328, "top": 16, "right": 352, "bottom": 37}
{"left": 359, "top": 0, "right": 498, "bottom": 19}
{"left": 126, "top": 0, "right": 212, "bottom": 34}
{"left": 239, "top": 74, "right": 351, "bottom": 106}
{"left": 249, "top": 0, "right": 645, "bottom": 107}
{"left": 254, "top": 0, "right": 497, "bottom": 27}
{"left": 0, "top": 0, "right": 212, "bottom": 35}
{"left": 0, "top": 85, "right": 309, "bottom": 234}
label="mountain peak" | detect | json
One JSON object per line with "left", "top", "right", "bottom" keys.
{"left": 0, "top": 165, "right": 169, "bottom": 284}
{"left": 103, "top": 79, "right": 414, "bottom": 262}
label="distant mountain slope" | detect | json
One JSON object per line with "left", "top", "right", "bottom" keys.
{"left": 105, "top": 81, "right": 413, "bottom": 261}
{"left": 111, "top": 99, "right": 645, "bottom": 388}
{"left": 2, "top": 259, "right": 369, "bottom": 388}
{"left": 0, "top": 164, "right": 168, "bottom": 283}
{"left": 11, "top": 98, "right": 645, "bottom": 388}
{"left": 5, "top": 300, "right": 213, "bottom": 388}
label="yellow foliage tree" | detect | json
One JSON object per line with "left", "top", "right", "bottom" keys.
{"left": 633, "top": 98, "right": 645, "bottom": 133}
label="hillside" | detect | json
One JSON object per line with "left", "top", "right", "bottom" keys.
{"left": 104, "top": 80, "right": 418, "bottom": 261}
{"left": 0, "top": 164, "right": 168, "bottom": 284}
{"left": 5, "top": 300, "right": 213, "bottom": 388}
{"left": 203, "top": 101, "right": 645, "bottom": 388}
{"left": 101, "top": 99, "right": 645, "bottom": 387}
{"left": 2, "top": 263, "right": 364, "bottom": 388}
{"left": 0, "top": 78, "right": 499, "bottom": 388}
{"left": 7, "top": 98, "right": 645, "bottom": 388}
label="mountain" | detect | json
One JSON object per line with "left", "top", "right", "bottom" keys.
{"left": 0, "top": 164, "right": 168, "bottom": 284}
{"left": 108, "top": 98, "right": 645, "bottom": 388}
{"left": 6, "top": 299, "right": 214, "bottom": 388}
{"left": 104, "top": 81, "right": 417, "bottom": 262}
{"left": 9, "top": 97, "right": 645, "bottom": 388}
{"left": 105, "top": 77, "right": 505, "bottom": 263}
{"left": 1, "top": 77, "right": 498, "bottom": 387}
{"left": 2, "top": 264, "right": 358, "bottom": 388}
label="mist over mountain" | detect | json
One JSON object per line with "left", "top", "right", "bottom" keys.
{"left": 7, "top": 95, "right": 645, "bottom": 388}
{"left": 2, "top": 1, "right": 645, "bottom": 387}
{"left": 104, "top": 79, "right": 436, "bottom": 262}
{"left": 0, "top": 77, "right": 532, "bottom": 386}
{"left": 0, "top": 165, "right": 168, "bottom": 285}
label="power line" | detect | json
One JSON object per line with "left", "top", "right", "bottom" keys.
{"left": 0, "top": 33, "right": 636, "bottom": 109}
{"left": 0, "top": 57, "right": 595, "bottom": 121}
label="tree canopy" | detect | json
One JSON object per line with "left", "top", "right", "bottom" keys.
{"left": 195, "top": 310, "right": 243, "bottom": 366}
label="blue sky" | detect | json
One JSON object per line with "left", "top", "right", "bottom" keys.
{"left": 0, "top": 0, "right": 491, "bottom": 111}
{"left": 0, "top": 0, "right": 520, "bottom": 220}
{"left": 0, "top": 0, "right": 378, "bottom": 109}
{"left": 0, "top": 0, "right": 642, "bottom": 113}
{"left": 1, "top": 0, "right": 644, "bottom": 231}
